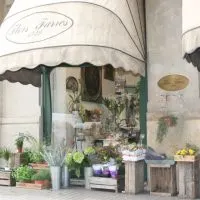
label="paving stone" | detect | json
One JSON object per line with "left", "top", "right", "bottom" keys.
{"left": 0, "top": 186, "right": 186, "bottom": 200}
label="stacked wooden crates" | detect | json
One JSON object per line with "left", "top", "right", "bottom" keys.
{"left": 125, "top": 160, "right": 144, "bottom": 194}
{"left": 146, "top": 160, "right": 177, "bottom": 196}
{"left": 174, "top": 155, "right": 200, "bottom": 199}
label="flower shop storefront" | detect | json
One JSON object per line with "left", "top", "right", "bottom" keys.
{"left": 0, "top": 0, "right": 150, "bottom": 196}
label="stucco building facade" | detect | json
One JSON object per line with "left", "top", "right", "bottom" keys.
{"left": 0, "top": 0, "right": 199, "bottom": 155}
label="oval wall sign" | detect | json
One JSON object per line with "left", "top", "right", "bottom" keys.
{"left": 6, "top": 11, "right": 73, "bottom": 44}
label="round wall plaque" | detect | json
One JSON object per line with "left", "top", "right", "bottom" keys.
{"left": 157, "top": 74, "right": 189, "bottom": 91}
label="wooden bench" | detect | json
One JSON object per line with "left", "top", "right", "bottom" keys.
{"left": 89, "top": 177, "right": 118, "bottom": 192}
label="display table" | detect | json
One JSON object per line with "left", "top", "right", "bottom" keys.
{"left": 146, "top": 160, "right": 177, "bottom": 196}
{"left": 125, "top": 160, "right": 144, "bottom": 194}
{"left": 174, "top": 155, "right": 200, "bottom": 199}
{"left": 89, "top": 177, "right": 118, "bottom": 192}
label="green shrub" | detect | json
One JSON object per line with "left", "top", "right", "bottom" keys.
{"left": 30, "top": 151, "right": 44, "bottom": 163}
{"left": 13, "top": 165, "right": 36, "bottom": 182}
{"left": 31, "top": 169, "right": 51, "bottom": 181}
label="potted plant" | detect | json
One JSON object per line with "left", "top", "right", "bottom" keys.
{"left": 157, "top": 115, "right": 178, "bottom": 143}
{"left": 40, "top": 143, "right": 67, "bottom": 190}
{"left": 0, "top": 148, "right": 12, "bottom": 170}
{"left": 95, "top": 145, "right": 122, "bottom": 178}
{"left": 15, "top": 133, "right": 37, "bottom": 153}
{"left": 68, "top": 91, "right": 81, "bottom": 112}
{"left": 31, "top": 169, "right": 51, "bottom": 186}
{"left": 13, "top": 165, "right": 36, "bottom": 183}
{"left": 65, "top": 151, "right": 85, "bottom": 178}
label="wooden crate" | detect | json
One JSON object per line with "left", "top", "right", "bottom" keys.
{"left": 0, "top": 170, "right": 14, "bottom": 186}
{"left": 10, "top": 153, "right": 24, "bottom": 168}
{"left": 125, "top": 160, "right": 144, "bottom": 194}
{"left": 89, "top": 177, "right": 118, "bottom": 192}
{"left": 70, "top": 178, "right": 85, "bottom": 186}
{"left": 29, "top": 163, "right": 49, "bottom": 170}
{"left": 147, "top": 162, "right": 177, "bottom": 196}
{"left": 174, "top": 155, "right": 200, "bottom": 162}
{"left": 16, "top": 181, "right": 50, "bottom": 190}
{"left": 177, "top": 160, "right": 200, "bottom": 199}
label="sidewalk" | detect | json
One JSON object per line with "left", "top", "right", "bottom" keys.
{"left": 0, "top": 186, "right": 185, "bottom": 200}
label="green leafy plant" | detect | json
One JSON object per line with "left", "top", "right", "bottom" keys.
{"left": 65, "top": 147, "right": 96, "bottom": 178}
{"left": 13, "top": 165, "right": 36, "bottom": 182}
{"left": 157, "top": 115, "right": 178, "bottom": 143}
{"left": 15, "top": 133, "right": 37, "bottom": 152}
{"left": 68, "top": 91, "right": 81, "bottom": 112}
{"left": 31, "top": 169, "right": 51, "bottom": 181}
{"left": 0, "top": 148, "right": 11, "bottom": 167}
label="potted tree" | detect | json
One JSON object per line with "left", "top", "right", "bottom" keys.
{"left": 31, "top": 168, "right": 51, "bottom": 186}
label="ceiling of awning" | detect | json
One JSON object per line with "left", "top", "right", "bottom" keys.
{"left": 0, "top": 0, "right": 146, "bottom": 87}
{"left": 182, "top": 0, "right": 200, "bottom": 70}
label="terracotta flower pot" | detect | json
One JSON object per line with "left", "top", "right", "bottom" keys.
{"left": 163, "top": 117, "right": 172, "bottom": 126}
{"left": 17, "top": 147, "right": 23, "bottom": 153}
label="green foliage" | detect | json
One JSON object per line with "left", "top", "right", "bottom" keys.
{"left": 15, "top": 133, "right": 37, "bottom": 149}
{"left": 156, "top": 115, "right": 178, "bottom": 143}
{"left": 30, "top": 151, "right": 45, "bottom": 163}
{"left": 31, "top": 169, "right": 51, "bottom": 181}
{"left": 13, "top": 165, "right": 36, "bottom": 182}
{"left": 22, "top": 149, "right": 45, "bottom": 165}
{"left": 66, "top": 147, "right": 96, "bottom": 178}
{"left": 1, "top": 148, "right": 11, "bottom": 161}
{"left": 95, "top": 145, "right": 122, "bottom": 164}
{"left": 103, "top": 97, "right": 125, "bottom": 118}
{"left": 68, "top": 91, "right": 81, "bottom": 113}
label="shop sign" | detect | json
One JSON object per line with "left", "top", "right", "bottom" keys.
{"left": 6, "top": 11, "right": 73, "bottom": 44}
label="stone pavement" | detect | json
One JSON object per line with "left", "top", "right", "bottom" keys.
{"left": 0, "top": 186, "right": 191, "bottom": 200}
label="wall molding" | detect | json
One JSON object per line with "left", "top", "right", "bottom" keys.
{"left": 0, "top": 116, "right": 40, "bottom": 125}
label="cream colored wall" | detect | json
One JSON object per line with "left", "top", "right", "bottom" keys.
{"left": 0, "top": 81, "right": 40, "bottom": 152}
{"left": 146, "top": 0, "right": 200, "bottom": 156}
{"left": 0, "top": 0, "right": 41, "bottom": 152}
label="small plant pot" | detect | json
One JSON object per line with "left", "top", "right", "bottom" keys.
{"left": 17, "top": 147, "right": 23, "bottom": 153}
{"left": 163, "top": 117, "right": 172, "bottom": 126}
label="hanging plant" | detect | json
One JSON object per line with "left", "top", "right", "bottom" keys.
{"left": 156, "top": 115, "right": 178, "bottom": 143}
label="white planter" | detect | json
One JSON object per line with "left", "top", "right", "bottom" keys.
{"left": 84, "top": 167, "right": 93, "bottom": 189}
{"left": 50, "top": 166, "right": 61, "bottom": 191}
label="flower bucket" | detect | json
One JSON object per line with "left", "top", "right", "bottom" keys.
{"left": 61, "top": 166, "right": 69, "bottom": 188}
{"left": 50, "top": 166, "right": 61, "bottom": 191}
{"left": 108, "top": 165, "right": 118, "bottom": 179}
{"left": 84, "top": 167, "right": 93, "bottom": 189}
